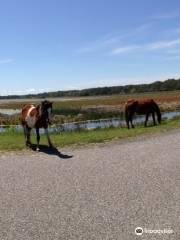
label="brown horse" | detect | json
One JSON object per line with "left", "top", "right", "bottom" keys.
{"left": 21, "top": 100, "right": 53, "bottom": 151}
{"left": 125, "top": 99, "right": 161, "bottom": 129}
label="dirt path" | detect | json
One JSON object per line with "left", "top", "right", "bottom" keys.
{"left": 0, "top": 131, "right": 180, "bottom": 239}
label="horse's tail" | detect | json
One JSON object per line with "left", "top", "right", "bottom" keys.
{"left": 153, "top": 101, "right": 161, "bottom": 124}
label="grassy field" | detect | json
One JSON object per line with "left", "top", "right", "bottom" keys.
{"left": 0, "top": 118, "right": 180, "bottom": 152}
{"left": 1, "top": 91, "right": 180, "bottom": 110}
{"left": 1, "top": 90, "right": 180, "bottom": 125}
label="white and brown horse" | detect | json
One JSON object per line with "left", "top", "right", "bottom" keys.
{"left": 21, "top": 100, "right": 53, "bottom": 151}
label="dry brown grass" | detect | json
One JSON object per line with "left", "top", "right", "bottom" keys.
{"left": 1, "top": 90, "right": 180, "bottom": 112}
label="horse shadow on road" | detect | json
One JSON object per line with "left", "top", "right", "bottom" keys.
{"left": 30, "top": 144, "right": 73, "bottom": 159}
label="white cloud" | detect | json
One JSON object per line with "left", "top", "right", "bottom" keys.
{"left": 111, "top": 38, "right": 180, "bottom": 55}
{"left": 26, "top": 88, "right": 36, "bottom": 93}
{"left": 0, "top": 58, "right": 14, "bottom": 64}
{"left": 149, "top": 38, "right": 180, "bottom": 50}
{"left": 76, "top": 23, "right": 152, "bottom": 55}
{"left": 76, "top": 36, "right": 121, "bottom": 54}
{"left": 111, "top": 45, "right": 140, "bottom": 55}
{"left": 0, "top": 88, "right": 53, "bottom": 96}
{"left": 76, "top": 11, "right": 180, "bottom": 56}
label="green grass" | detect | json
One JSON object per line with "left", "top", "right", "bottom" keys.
{"left": 0, "top": 118, "right": 180, "bottom": 152}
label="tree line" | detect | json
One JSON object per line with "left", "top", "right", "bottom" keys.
{"left": 1, "top": 78, "right": 180, "bottom": 99}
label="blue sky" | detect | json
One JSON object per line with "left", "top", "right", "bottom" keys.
{"left": 1, "top": 0, "right": 180, "bottom": 95}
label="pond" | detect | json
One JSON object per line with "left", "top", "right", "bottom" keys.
{"left": 0, "top": 109, "right": 21, "bottom": 115}
{"left": 50, "top": 111, "right": 180, "bottom": 132}
{"left": 0, "top": 110, "right": 180, "bottom": 133}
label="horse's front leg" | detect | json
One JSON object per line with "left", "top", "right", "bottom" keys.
{"left": 23, "top": 125, "right": 28, "bottom": 144}
{"left": 130, "top": 113, "right": 135, "bottom": 128}
{"left": 125, "top": 112, "right": 130, "bottom": 129}
{"left": 152, "top": 112, "right": 156, "bottom": 126}
{"left": 126, "top": 116, "right": 130, "bottom": 129}
{"left": 44, "top": 128, "right": 53, "bottom": 147}
{"left": 26, "top": 127, "right": 32, "bottom": 147}
{"left": 36, "top": 128, "right": 40, "bottom": 151}
{"left": 144, "top": 113, "right": 149, "bottom": 127}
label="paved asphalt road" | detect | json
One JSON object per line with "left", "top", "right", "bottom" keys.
{"left": 0, "top": 131, "right": 180, "bottom": 240}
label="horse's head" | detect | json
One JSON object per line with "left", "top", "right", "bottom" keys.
{"left": 41, "top": 100, "right": 53, "bottom": 124}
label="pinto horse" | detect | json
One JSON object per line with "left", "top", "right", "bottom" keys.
{"left": 21, "top": 100, "right": 53, "bottom": 151}
{"left": 125, "top": 99, "right": 161, "bottom": 129}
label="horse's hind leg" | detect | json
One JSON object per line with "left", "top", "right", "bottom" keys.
{"left": 36, "top": 128, "right": 40, "bottom": 151}
{"left": 152, "top": 112, "right": 156, "bottom": 126}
